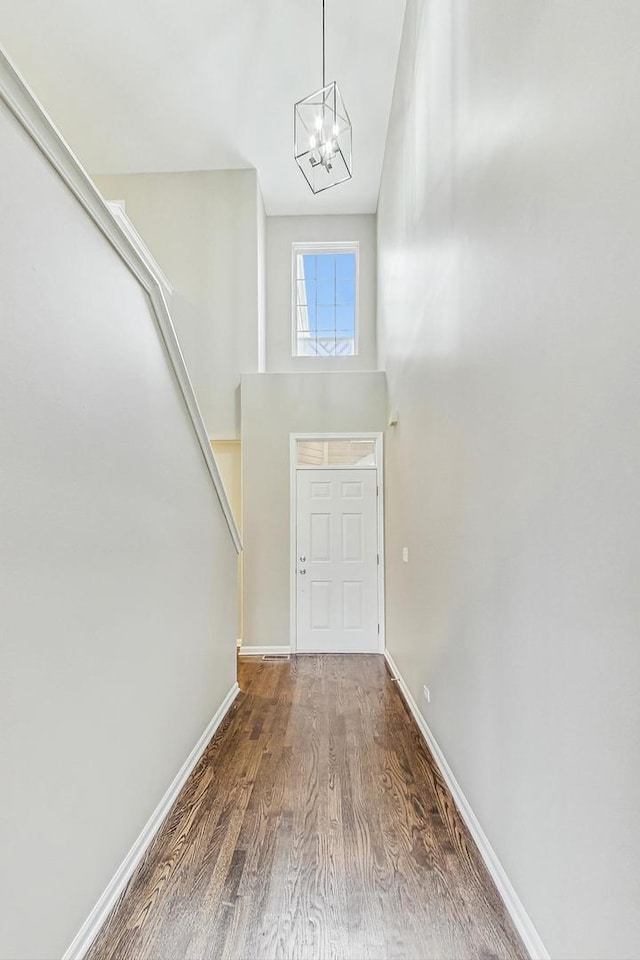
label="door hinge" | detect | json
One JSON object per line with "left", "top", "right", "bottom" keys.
{"left": 377, "top": 623, "right": 380, "bottom": 634}
{"left": 377, "top": 553, "right": 380, "bottom": 565}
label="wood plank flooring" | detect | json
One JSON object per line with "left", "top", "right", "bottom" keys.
{"left": 86, "top": 655, "right": 527, "bottom": 960}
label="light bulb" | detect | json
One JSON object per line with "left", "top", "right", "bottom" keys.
{"left": 333, "top": 123, "right": 339, "bottom": 136}
{"left": 315, "top": 115, "right": 322, "bottom": 130}
{"left": 309, "top": 135, "right": 316, "bottom": 148}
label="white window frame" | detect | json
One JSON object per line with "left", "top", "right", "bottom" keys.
{"left": 291, "top": 241, "right": 360, "bottom": 358}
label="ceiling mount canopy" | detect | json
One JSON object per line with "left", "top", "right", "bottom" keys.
{"left": 293, "top": 0, "right": 353, "bottom": 194}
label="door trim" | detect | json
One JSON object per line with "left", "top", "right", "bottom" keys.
{"left": 289, "top": 432, "right": 385, "bottom": 655}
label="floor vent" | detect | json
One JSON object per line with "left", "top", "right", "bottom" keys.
{"left": 261, "top": 654, "right": 291, "bottom": 662}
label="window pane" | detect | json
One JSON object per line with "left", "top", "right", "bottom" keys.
{"left": 296, "top": 439, "right": 376, "bottom": 467}
{"left": 296, "top": 306, "right": 309, "bottom": 332}
{"left": 336, "top": 277, "right": 354, "bottom": 304}
{"left": 297, "top": 334, "right": 315, "bottom": 356}
{"left": 336, "top": 304, "right": 354, "bottom": 329}
{"left": 302, "top": 254, "right": 317, "bottom": 280}
{"left": 293, "top": 246, "right": 357, "bottom": 357}
{"left": 305, "top": 279, "right": 317, "bottom": 307}
{"left": 335, "top": 252, "right": 355, "bottom": 277}
{"left": 315, "top": 255, "right": 334, "bottom": 280}
{"left": 296, "top": 441, "right": 325, "bottom": 465}
{"left": 335, "top": 338, "right": 354, "bottom": 356}
{"left": 306, "top": 301, "right": 318, "bottom": 329}
{"left": 296, "top": 279, "right": 308, "bottom": 306}
{"left": 316, "top": 278, "right": 334, "bottom": 306}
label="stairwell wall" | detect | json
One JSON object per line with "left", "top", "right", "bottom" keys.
{"left": 0, "top": 94, "right": 237, "bottom": 959}
{"left": 94, "top": 169, "right": 264, "bottom": 439}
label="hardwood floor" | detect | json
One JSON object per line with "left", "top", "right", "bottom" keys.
{"left": 86, "top": 655, "right": 527, "bottom": 960}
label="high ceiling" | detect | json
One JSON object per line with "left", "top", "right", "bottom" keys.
{"left": 0, "top": 0, "right": 406, "bottom": 215}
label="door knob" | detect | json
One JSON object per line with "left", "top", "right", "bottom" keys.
{"left": 299, "top": 556, "right": 306, "bottom": 562}
{"left": 299, "top": 569, "right": 306, "bottom": 575}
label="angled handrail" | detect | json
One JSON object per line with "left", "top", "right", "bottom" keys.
{"left": 106, "top": 201, "right": 173, "bottom": 300}
{"left": 0, "top": 46, "right": 242, "bottom": 554}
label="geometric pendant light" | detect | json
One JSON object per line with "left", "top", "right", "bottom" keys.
{"left": 294, "top": 0, "right": 353, "bottom": 193}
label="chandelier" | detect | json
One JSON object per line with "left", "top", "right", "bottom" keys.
{"left": 293, "top": 0, "right": 353, "bottom": 194}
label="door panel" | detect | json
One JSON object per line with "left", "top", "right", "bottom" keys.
{"left": 310, "top": 512, "right": 331, "bottom": 561}
{"left": 310, "top": 581, "right": 331, "bottom": 629}
{"left": 343, "top": 581, "right": 364, "bottom": 629}
{"left": 296, "top": 468, "right": 378, "bottom": 653}
{"left": 342, "top": 513, "right": 363, "bottom": 561}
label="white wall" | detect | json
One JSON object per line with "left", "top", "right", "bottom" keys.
{"left": 266, "top": 215, "right": 377, "bottom": 372}
{"left": 94, "top": 169, "right": 263, "bottom": 438}
{"left": 0, "top": 101, "right": 237, "bottom": 959}
{"left": 378, "top": 2, "right": 640, "bottom": 958}
{"left": 211, "top": 440, "right": 243, "bottom": 641}
{"left": 241, "top": 372, "right": 387, "bottom": 650}
{"left": 257, "top": 183, "right": 266, "bottom": 373}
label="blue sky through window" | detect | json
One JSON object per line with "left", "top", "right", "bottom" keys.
{"left": 295, "top": 250, "right": 356, "bottom": 356}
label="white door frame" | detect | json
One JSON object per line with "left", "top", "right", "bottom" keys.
{"left": 289, "top": 432, "right": 385, "bottom": 654}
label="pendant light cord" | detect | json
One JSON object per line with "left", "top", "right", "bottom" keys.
{"left": 322, "top": 0, "right": 326, "bottom": 88}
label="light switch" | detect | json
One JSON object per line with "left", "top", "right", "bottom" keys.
{"left": 402, "top": 547, "right": 409, "bottom": 563}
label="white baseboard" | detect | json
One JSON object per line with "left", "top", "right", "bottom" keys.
{"left": 384, "top": 651, "right": 550, "bottom": 960}
{"left": 63, "top": 683, "right": 240, "bottom": 960}
{"left": 238, "top": 645, "right": 291, "bottom": 657}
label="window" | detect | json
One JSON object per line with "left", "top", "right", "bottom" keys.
{"left": 296, "top": 438, "right": 376, "bottom": 467}
{"left": 293, "top": 242, "right": 358, "bottom": 357}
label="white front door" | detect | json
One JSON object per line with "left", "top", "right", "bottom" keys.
{"left": 296, "top": 468, "right": 378, "bottom": 653}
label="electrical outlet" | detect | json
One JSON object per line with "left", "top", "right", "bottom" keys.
{"left": 402, "top": 546, "right": 409, "bottom": 563}
{"left": 423, "top": 684, "right": 430, "bottom": 704}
